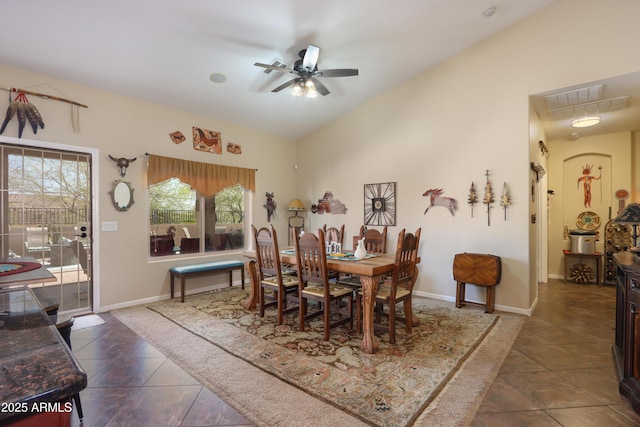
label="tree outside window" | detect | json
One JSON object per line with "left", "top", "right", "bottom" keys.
{"left": 149, "top": 179, "right": 245, "bottom": 256}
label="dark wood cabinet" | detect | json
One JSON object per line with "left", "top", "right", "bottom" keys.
{"left": 613, "top": 252, "right": 640, "bottom": 414}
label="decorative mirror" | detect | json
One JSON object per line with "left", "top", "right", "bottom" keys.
{"left": 110, "top": 179, "right": 135, "bottom": 211}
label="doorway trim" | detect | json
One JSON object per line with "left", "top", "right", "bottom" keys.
{"left": 0, "top": 135, "right": 101, "bottom": 312}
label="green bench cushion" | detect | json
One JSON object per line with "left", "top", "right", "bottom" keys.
{"left": 170, "top": 260, "right": 244, "bottom": 275}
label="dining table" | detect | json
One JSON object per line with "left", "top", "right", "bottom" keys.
{"left": 242, "top": 248, "right": 418, "bottom": 354}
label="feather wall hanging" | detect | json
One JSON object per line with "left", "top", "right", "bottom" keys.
{"left": 0, "top": 85, "right": 87, "bottom": 136}
{"left": 1, "top": 92, "right": 44, "bottom": 138}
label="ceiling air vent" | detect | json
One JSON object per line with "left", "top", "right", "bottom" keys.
{"left": 545, "top": 85, "right": 603, "bottom": 109}
{"left": 548, "top": 96, "right": 629, "bottom": 121}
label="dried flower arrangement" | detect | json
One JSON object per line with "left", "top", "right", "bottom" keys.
{"left": 483, "top": 170, "right": 494, "bottom": 226}
{"left": 468, "top": 182, "right": 478, "bottom": 217}
{"left": 500, "top": 182, "right": 511, "bottom": 220}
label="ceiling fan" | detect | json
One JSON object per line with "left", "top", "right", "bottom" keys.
{"left": 254, "top": 45, "right": 358, "bottom": 97}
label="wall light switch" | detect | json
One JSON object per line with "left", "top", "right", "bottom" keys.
{"left": 102, "top": 221, "right": 118, "bottom": 232}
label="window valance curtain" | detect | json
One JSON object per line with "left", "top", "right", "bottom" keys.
{"left": 147, "top": 154, "right": 255, "bottom": 197}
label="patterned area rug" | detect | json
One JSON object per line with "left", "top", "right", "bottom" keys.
{"left": 148, "top": 288, "right": 499, "bottom": 427}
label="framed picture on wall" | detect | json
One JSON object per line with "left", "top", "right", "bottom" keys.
{"left": 364, "top": 182, "right": 396, "bottom": 226}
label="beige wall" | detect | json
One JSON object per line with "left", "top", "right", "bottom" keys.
{"left": 0, "top": 64, "right": 296, "bottom": 310}
{"left": 295, "top": 0, "right": 640, "bottom": 313}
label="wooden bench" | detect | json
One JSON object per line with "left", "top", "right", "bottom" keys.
{"left": 170, "top": 260, "right": 245, "bottom": 303}
{"left": 453, "top": 252, "right": 502, "bottom": 313}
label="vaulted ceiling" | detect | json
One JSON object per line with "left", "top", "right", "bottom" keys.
{"left": 1, "top": 1, "right": 576, "bottom": 139}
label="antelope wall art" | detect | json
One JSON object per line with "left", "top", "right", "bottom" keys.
{"left": 423, "top": 188, "right": 458, "bottom": 216}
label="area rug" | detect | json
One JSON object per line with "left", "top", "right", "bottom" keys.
{"left": 142, "top": 287, "right": 499, "bottom": 427}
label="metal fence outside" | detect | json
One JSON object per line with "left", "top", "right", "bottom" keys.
{"left": 8, "top": 207, "right": 90, "bottom": 226}
{"left": 150, "top": 209, "right": 243, "bottom": 225}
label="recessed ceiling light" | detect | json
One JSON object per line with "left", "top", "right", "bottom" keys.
{"left": 571, "top": 116, "right": 601, "bottom": 128}
{"left": 483, "top": 6, "right": 496, "bottom": 17}
{"left": 209, "top": 73, "right": 227, "bottom": 83}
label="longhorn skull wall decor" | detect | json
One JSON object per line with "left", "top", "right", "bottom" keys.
{"left": 108, "top": 155, "right": 137, "bottom": 177}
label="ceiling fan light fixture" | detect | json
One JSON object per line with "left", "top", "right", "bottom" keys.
{"left": 571, "top": 115, "right": 601, "bottom": 128}
{"left": 303, "top": 79, "right": 317, "bottom": 98}
{"left": 255, "top": 44, "right": 358, "bottom": 98}
{"left": 291, "top": 83, "right": 303, "bottom": 96}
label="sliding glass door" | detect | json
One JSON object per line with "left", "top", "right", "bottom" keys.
{"left": 0, "top": 143, "right": 92, "bottom": 314}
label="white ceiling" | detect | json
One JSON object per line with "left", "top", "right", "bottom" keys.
{"left": 1, "top": 0, "right": 562, "bottom": 139}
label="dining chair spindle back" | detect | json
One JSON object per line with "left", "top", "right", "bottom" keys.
{"left": 252, "top": 225, "right": 299, "bottom": 325}
{"left": 356, "top": 227, "right": 421, "bottom": 344}
{"left": 352, "top": 225, "right": 387, "bottom": 254}
{"left": 294, "top": 229, "right": 354, "bottom": 340}
{"left": 322, "top": 224, "right": 345, "bottom": 246}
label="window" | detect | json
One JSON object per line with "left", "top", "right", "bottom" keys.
{"left": 146, "top": 155, "right": 254, "bottom": 257}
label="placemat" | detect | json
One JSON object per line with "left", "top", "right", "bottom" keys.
{"left": 280, "top": 249, "right": 380, "bottom": 261}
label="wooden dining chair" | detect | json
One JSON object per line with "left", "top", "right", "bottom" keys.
{"left": 352, "top": 225, "right": 388, "bottom": 254}
{"left": 356, "top": 228, "right": 421, "bottom": 344}
{"left": 322, "top": 224, "right": 345, "bottom": 247}
{"left": 340, "top": 225, "right": 389, "bottom": 289}
{"left": 294, "top": 229, "right": 354, "bottom": 340}
{"left": 252, "top": 225, "right": 299, "bottom": 325}
{"left": 322, "top": 224, "right": 345, "bottom": 280}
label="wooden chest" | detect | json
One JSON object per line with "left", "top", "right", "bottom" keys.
{"left": 453, "top": 253, "right": 502, "bottom": 313}
{"left": 453, "top": 253, "right": 502, "bottom": 286}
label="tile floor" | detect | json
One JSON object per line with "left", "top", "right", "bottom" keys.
{"left": 69, "top": 312, "right": 254, "bottom": 427}
{"left": 473, "top": 279, "right": 640, "bottom": 427}
{"left": 67, "top": 279, "right": 640, "bottom": 426}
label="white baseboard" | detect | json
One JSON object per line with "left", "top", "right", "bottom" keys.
{"left": 413, "top": 290, "right": 533, "bottom": 316}
{"left": 101, "top": 281, "right": 535, "bottom": 316}
{"left": 98, "top": 280, "right": 246, "bottom": 313}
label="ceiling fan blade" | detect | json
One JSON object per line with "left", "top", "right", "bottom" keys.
{"left": 315, "top": 68, "right": 359, "bottom": 78}
{"left": 311, "top": 77, "right": 330, "bottom": 96}
{"left": 271, "top": 78, "right": 299, "bottom": 93}
{"left": 254, "top": 62, "right": 292, "bottom": 73}
{"left": 302, "top": 45, "right": 320, "bottom": 71}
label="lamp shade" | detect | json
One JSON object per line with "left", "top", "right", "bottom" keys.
{"left": 286, "top": 198, "right": 305, "bottom": 211}
{"left": 613, "top": 203, "right": 640, "bottom": 224}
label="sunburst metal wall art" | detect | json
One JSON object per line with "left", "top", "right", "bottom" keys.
{"left": 364, "top": 182, "right": 396, "bottom": 226}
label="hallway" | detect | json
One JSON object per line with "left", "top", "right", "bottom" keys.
{"left": 473, "top": 279, "right": 640, "bottom": 426}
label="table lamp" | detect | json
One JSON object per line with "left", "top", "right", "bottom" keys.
{"left": 286, "top": 199, "right": 305, "bottom": 245}
{"left": 613, "top": 203, "right": 640, "bottom": 247}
